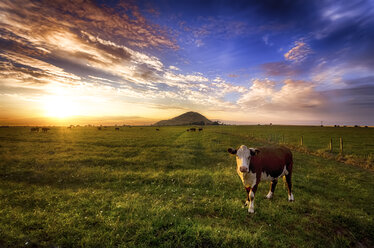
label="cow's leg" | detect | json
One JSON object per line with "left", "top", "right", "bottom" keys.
{"left": 266, "top": 179, "right": 278, "bottom": 199}
{"left": 248, "top": 184, "right": 258, "bottom": 213}
{"left": 244, "top": 186, "right": 251, "bottom": 207}
{"left": 285, "top": 173, "right": 294, "bottom": 201}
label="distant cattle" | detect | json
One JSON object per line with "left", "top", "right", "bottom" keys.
{"left": 156, "top": 128, "right": 160, "bottom": 131}
{"left": 198, "top": 128, "right": 203, "bottom": 131}
{"left": 97, "top": 127, "right": 102, "bottom": 130}
{"left": 30, "top": 127, "right": 39, "bottom": 132}
{"left": 115, "top": 127, "right": 120, "bottom": 131}
{"left": 190, "top": 128, "right": 196, "bottom": 131}
{"left": 186, "top": 129, "right": 190, "bottom": 132}
{"left": 42, "top": 127, "right": 50, "bottom": 132}
{"left": 228, "top": 145, "right": 294, "bottom": 213}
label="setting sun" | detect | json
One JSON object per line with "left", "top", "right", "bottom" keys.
{"left": 44, "top": 95, "right": 78, "bottom": 118}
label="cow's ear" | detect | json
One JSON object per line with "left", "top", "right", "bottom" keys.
{"left": 227, "top": 148, "right": 237, "bottom": 155}
{"left": 250, "top": 148, "right": 260, "bottom": 156}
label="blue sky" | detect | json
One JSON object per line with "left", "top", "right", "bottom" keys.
{"left": 0, "top": 0, "right": 373, "bottom": 125}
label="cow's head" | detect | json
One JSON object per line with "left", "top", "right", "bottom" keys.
{"left": 228, "top": 145, "right": 260, "bottom": 173}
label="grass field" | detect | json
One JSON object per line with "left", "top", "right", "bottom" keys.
{"left": 0, "top": 126, "right": 373, "bottom": 247}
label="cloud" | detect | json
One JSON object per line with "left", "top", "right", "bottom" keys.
{"left": 0, "top": 0, "right": 177, "bottom": 49}
{"left": 324, "top": 84, "right": 374, "bottom": 108}
{"left": 261, "top": 61, "right": 302, "bottom": 76}
{"left": 228, "top": 74, "right": 239, "bottom": 78}
{"left": 262, "top": 34, "right": 273, "bottom": 46}
{"left": 284, "top": 41, "right": 312, "bottom": 62}
{"left": 193, "top": 16, "right": 250, "bottom": 39}
{"left": 169, "top": 65, "right": 180, "bottom": 71}
{"left": 1, "top": 0, "right": 373, "bottom": 125}
{"left": 238, "top": 79, "right": 326, "bottom": 113}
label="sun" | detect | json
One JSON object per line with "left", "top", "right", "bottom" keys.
{"left": 44, "top": 95, "right": 78, "bottom": 118}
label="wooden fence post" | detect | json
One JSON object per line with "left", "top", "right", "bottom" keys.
{"left": 329, "top": 138, "right": 333, "bottom": 152}
{"left": 300, "top": 136, "right": 303, "bottom": 146}
{"left": 340, "top": 137, "right": 343, "bottom": 154}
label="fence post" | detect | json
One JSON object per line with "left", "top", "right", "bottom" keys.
{"left": 340, "top": 137, "right": 343, "bottom": 154}
{"left": 329, "top": 138, "right": 333, "bottom": 152}
{"left": 300, "top": 136, "right": 303, "bottom": 146}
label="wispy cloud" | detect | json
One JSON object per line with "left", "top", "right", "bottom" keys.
{"left": 284, "top": 40, "right": 312, "bottom": 63}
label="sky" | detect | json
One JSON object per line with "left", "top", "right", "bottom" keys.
{"left": 0, "top": 0, "right": 373, "bottom": 126}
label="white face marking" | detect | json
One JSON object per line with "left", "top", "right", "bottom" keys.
{"left": 236, "top": 145, "right": 251, "bottom": 173}
{"left": 236, "top": 145, "right": 257, "bottom": 173}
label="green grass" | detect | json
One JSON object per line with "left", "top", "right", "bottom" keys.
{"left": 0, "top": 126, "right": 373, "bottom": 247}
{"left": 218, "top": 125, "right": 374, "bottom": 169}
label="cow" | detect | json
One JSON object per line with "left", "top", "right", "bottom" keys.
{"left": 97, "top": 127, "right": 102, "bottom": 130}
{"left": 228, "top": 145, "right": 294, "bottom": 213}
{"left": 42, "top": 127, "right": 50, "bottom": 132}
{"left": 198, "top": 128, "right": 203, "bottom": 131}
{"left": 30, "top": 127, "right": 39, "bottom": 132}
{"left": 115, "top": 127, "right": 120, "bottom": 131}
{"left": 190, "top": 128, "right": 196, "bottom": 131}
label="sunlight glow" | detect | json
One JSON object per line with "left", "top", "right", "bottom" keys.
{"left": 44, "top": 95, "right": 78, "bottom": 118}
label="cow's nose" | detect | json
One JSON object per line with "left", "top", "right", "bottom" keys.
{"left": 240, "top": 166, "right": 248, "bottom": 173}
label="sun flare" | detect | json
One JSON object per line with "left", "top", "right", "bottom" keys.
{"left": 44, "top": 95, "right": 78, "bottom": 118}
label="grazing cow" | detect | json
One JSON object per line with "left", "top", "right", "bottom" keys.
{"left": 190, "top": 128, "right": 196, "bottom": 131}
{"left": 30, "top": 127, "right": 39, "bottom": 132}
{"left": 42, "top": 127, "right": 50, "bottom": 132}
{"left": 115, "top": 127, "right": 120, "bottom": 131}
{"left": 156, "top": 128, "right": 160, "bottom": 131}
{"left": 198, "top": 128, "right": 203, "bottom": 131}
{"left": 186, "top": 129, "right": 190, "bottom": 132}
{"left": 228, "top": 145, "right": 294, "bottom": 213}
{"left": 97, "top": 127, "right": 102, "bottom": 130}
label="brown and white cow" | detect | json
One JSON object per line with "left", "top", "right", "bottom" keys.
{"left": 228, "top": 145, "right": 294, "bottom": 213}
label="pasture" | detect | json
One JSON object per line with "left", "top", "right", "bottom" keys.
{"left": 0, "top": 126, "right": 373, "bottom": 247}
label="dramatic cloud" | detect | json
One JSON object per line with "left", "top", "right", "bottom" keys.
{"left": 0, "top": 0, "right": 373, "bottom": 125}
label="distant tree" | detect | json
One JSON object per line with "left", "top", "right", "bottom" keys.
{"left": 191, "top": 121, "right": 205, "bottom": 125}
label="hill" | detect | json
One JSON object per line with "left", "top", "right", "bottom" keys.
{"left": 154, "top": 111, "right": 214, "bottom": 126}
